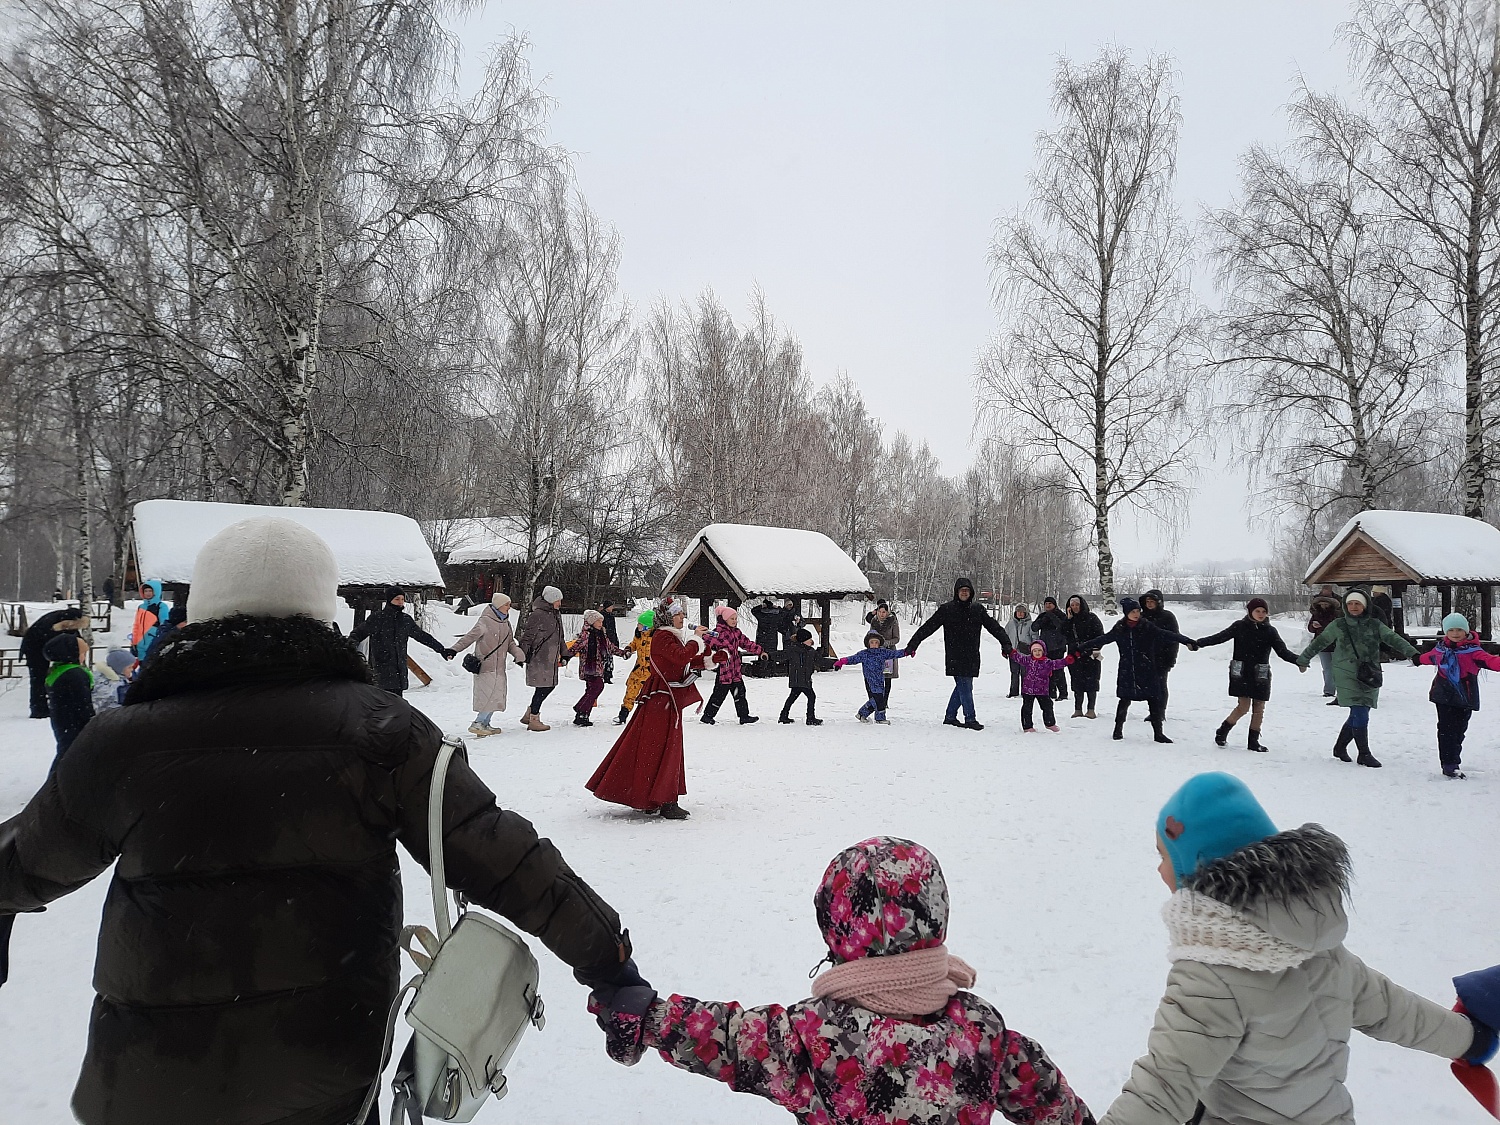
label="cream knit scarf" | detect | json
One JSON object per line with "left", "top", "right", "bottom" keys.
{"left": 1164, "top": 889, "right": 1313, "bottom": 973}
{"left": 812, "top": 946, "right": 977, "bottom": 1020}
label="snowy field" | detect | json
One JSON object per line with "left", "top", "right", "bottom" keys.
{"left": 2, "top": 600, "right": 1497, "bottom": 1124}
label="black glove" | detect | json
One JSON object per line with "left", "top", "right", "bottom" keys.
{"left": 1410, "top": 653, "right": 1423, "bottom": 666}
{"left": 586, "top": 977, "right": 658, "bottom": 1066}
{"left": 442, "top": 648, "right": 456, "bottom": 660}
{"left": 574, "top": 954, "right": 652, "bottom": 1000}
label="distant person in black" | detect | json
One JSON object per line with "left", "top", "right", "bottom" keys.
{"left": 347, "top": 586, "right": 454, "bottom": 695}
{"left": 906, "top": 577, "right": 1013, "bottom": 730}
{"left": 43, "top": 632, "right": 95, "bottom": 755}
{"left": 1139, "top": 589, "right": 1181, "bottom": 720}
{"left": 18, "top": 606, "right": 87, "bottom": 719}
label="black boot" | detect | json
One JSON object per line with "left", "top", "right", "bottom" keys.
{"left": 1113, "top": 699, "right": 1128, "bottom": 740}
{"left": 806, "top": 714, "right": 823, "bottom": 726}
{"left": 614, "top": 707, "right": 628, "bottom": 725}
{"left": 1247, "top": 728, "right": 1268, "bottom": 753}
{"left": 1332, "top": 723, "right": 1353, "bottom": 762}
{"left": 1353, "top": 727, "right": 1381, "bottom": 768}
{"left": 1152, "top": 720, "right": 1173, "bottom": 744}
{"left": 778, "top": 712, "right": 794, "bottom": 724}
{"left": 657, "top": 802, "right": 690, "bottom": 820}
{"left": 573, "top": 713, "right": 591, "bottom": 727}
{"left": 1214, "top": 721, "right": 1233, "bottom": 747}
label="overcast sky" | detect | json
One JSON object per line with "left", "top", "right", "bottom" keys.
{"left": 455, "top": 1, "right": 1353, "bottom": 568}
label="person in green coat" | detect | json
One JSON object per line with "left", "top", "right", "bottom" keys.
{"left": 1297, "top": 588, "right": 1416, "bottom": 769}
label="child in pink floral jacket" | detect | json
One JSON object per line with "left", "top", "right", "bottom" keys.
{"left": 587, "top": 836, "right": 1094, "bottom": 1125}
{"left": 1010, "top": 641, "right": 1075, "bottom": 732}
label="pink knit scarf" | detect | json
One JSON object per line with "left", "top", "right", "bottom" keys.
{"left": 811, "top": 945, "right": 977, "bottom": 1020}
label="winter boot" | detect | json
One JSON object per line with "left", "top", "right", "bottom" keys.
{"left": 1332, "top": 723, "right": 1353, "bottom": 762}
{"left": 874, "top": 711, "right": 889, "bottom": 725}
{"left": 525, "top": 712, "right": 550, "bottom": 732}
{"left": 468, "top": 721, "right": 490, "bottom": 737}
{"left": 1152, "top": 723, "right": 1174, "bottom": 744}
{"left": 943, "top": 716, "right": 963, "bottom": 727}
{"left": 1214, "top": 721, "right": 1233, "bottom": 747}
{"left": 778, "top": 712, "right": 794, "bottom": 724}
{"left": 1113, "top": 700, "right": 1129, "bottom": 740}
{"left": 1444, "top": 766, "right": 1466, "bottom": 779}
{"left": 615, "top": 707, "right": 628, "bottom": 725}
{"left": 700, "top": 714, "right": 717, "bottom": 725}
{"left": 520, "top": 709, "right": 533, "bottom": 727}
{"left": 1353, "top": 727, "right": 1381, "bottom": 768}
{"left": 806, "top": 714, "right": 823, "bottom": 726}
{"left": 1247, "top": 728, "right": 1268, "bottom": 753}
{"left": 573, "top": 712, "right": 592, "bottom": 727}
{"left": 1046, "top": 724, "right": 1060, "bottom": 732}
{"left": 739, "top": 715, "right": 759, "bottom": 725}
{"left": 858, "top": 701, "right": 874, "bottom": 723}
{"left": 963, "top": 719, "right": 985, "bottom": 731}
{"left": 1071, "top": 694, "right": 1085, "bottom": 718}
{"left": 657, "top": 802, "right": 690, "bottom": 820}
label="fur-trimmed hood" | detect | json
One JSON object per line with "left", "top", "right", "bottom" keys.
{"left": 1181, "top": 824, "right": 1351, "bottom": 953}
{"left": 126, "top": 613, "right": 372, "bottom": 704}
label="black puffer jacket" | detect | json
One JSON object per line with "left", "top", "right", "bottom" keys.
{"left": 1140, "top": 590, "right": 1182, "bottom": 670}
{"left": 751, "top": 602, "right": 789, "bottom": 653}
{"left": 348, "top": 601, "right": 448, "bottom": 691}
{"left": 0, "top": 615, "right": 625, "bottom": 1125}
{"left": 1196, "top": 616, "right": 1298, "bottom": 701}
{"left": 1062, "top": 595, "right": 1105, "bottom": 692}
{"left": 1082, "top": 617, "right": 1196, "bottom": 701}
{"left": 907, "top": 577, "right": 1011, "bottom": 678}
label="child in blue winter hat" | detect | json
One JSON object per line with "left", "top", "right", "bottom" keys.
{"left": 1413, "top": 612, "right": 1500, "bottom": 779}
{"left": 833, "top": 631, "right": 906, "bottom": 724}
{"left": 1097, "top": 771, "right": 1495, "bottom": 1125}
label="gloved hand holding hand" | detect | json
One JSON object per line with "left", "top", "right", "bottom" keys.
{"left": 577, "top": 957, "right": 658, "bottom": 1066}
{"left": 1410, "top": 653, "right": 1423, "bottom": 666}
{"left": 442, "top": 648, "right": 456, "bottom": 660}
{"left": 833, "top": 658, "right": 846, "bottom": 669}
{"left": 1463, "top": 1016, "right": 1498, "bottom": 1066}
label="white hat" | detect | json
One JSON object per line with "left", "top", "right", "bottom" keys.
{"left": 491, "top": 592, "right": 512, "bottom": 610}
{"left": 582, "top": 609, "right": 604, "bottom": 625}
{"left": 1344, "top": 590, "right": 1368, "bottom": 609}
{"left": 542, "top": 585, "right": 564, "bottom": 604}
{"left": 188, "top": 517, "right": 339, "bottom": 624}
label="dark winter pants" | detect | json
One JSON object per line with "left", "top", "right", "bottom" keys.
{"left": 27, "top": 659, "right": 48, "bottom": 718}
{"left": 1049, "top": 668, "right": 1068, "bottom": 700}
{"left": 858, "top": 690, "right": 890, "bottom": 719}
{"left": 945, "top": 677, "right": 976, "bottom": 723}
{"left": 1008, "top": 663, "right": 1023, "bottom": 696}
{"left": 705, "top": 680, "right": 751, "bottom": 721}
{"left": 575, "top": 676, "right": 605, "bottom": 715}
{"left": 1021, "top": 694, "right": 1055, "bottom": 730}
{"left": 1436, "top": 704, "right": 1472, "bottom": 768}
{"left": 781, "top": 687, "right": 817, "bottom": 720}
{"left": 1116, "top": 697, "right": 1164, "bottom": 727}
{"left": 1072, "top": 689, "right": 1097, "bottom": 712}
{"left": 529, "top": 685, "right": 555, "bottom": 715}
{"left": 1158, "top": 670, "right": 1172, "bottom": 716}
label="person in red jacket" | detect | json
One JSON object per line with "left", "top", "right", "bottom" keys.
{"left": 587, "top": 597, "right": 725, "bottom": 820}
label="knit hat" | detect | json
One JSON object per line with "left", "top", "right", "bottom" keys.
{"left": 716, "top": 605, "right": 738, "bottom": 625}
{"left": 1443, "top": 612, "right": 1471, "bottom": 633}
{"left": 864, "top": 629, "right": 884, "bottom": 646}
{"left": 383, "top": 586, "right": 404, "bottom": 604}
{"left": 795, "top": 627, "right": 813, "bottom": 643}
{"left": 1246, "top": 597, "right": 1268, "bottom": 615}
{"left": 814, "top": 837, "right": 949, "bottom": 963}
{"left": 582, "top": 609, "right": 604, "bottom": 626}
{"left": 1344, "top": 590, "right": 1367, "bottom": 610}
{"left": 542, "top": 585, "right": 564, "bottom": 604}
{"left": 637, "top": 610, "right": 656, "bottom": 630}
{"left": 43, "top": 633, "right": 83, "bottom": 663}
{"left": 105, "top": 649, "right": 135, "bottom": 676}
{"left": 1120, "top": 597, "right": 1139, "bottom": 614}
{"left": 188, "top": 517, "right": 339, "bottom": 624}
{"left": 659, "top": 596, "right": 686, "bottom": 620}
{"left": 491, "top": 592, "right": 512, "bottom": 610}
{"left": 1157, "top": 772, "right": 1278, "bottom": 887}
{"left": 1030, "top": 639, "right": 1047, "bottom": 654}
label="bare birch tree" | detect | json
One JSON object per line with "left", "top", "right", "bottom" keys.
{"left": 1207, "top": 118, "right": 1441, "bottom": 526}
{"left": 978, "top": 49, "right": 1203, "bottom": 608}
{"left": 814, "top": 373, "right": 884, "bottom": 558}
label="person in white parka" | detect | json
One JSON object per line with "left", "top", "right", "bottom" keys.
{"left": 1100, "top": 772, "right": 1493, "bottom": 1125}
{"left": 451, "top": 592, "right": 525, "bottom": 736}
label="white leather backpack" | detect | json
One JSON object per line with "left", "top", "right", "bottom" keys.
{"left": 354, "top": 738, "right": 546, "bottom": 1124}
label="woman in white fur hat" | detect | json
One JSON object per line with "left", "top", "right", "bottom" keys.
{"left": 451, "top": 592, "right": 526, "bottom": 736}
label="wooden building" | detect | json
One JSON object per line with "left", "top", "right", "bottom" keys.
{"left": 1303, "top": 509, "right": 1500, "bottom": 639}
{"left": 430, "top": 518, "right": 619, "bottom": 612}
{"left": 662, "top": 524, "right": 873, "bottom": 658}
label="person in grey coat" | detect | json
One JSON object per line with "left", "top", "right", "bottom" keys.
{"left": 1003, "top": 604, "right": 1037, "bottom": 697}
{"left": 1099, "top": 772, "right": 1491, "bottom": 1125}
{"left": 517, "top": 585, "right": 566, "bottom": 731}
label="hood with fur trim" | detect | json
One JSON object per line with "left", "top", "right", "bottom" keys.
{"left": 126, "top": 613, "right": 372, "bottom": 704}
{"left": 1182, "top": 824, "right": 1351, "bottom": 953}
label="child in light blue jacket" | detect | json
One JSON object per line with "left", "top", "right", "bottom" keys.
{"left": 833, "top": 631, "right": 906, "bottom": 724}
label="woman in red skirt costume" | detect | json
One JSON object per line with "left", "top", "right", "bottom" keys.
{"left": 587, "top": 597, "right": 722, "bottom": 820}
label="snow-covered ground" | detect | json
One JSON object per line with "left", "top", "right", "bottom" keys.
{"left": 2, "top": 601, "right": 1496, "bottom": 1124}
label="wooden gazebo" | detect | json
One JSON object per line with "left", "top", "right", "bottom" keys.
{"left": 1303, "top": 510, "right": 1500, "bottom": 639}
{"left": 662, "top": 523, "right": 873, "bottom": 658}
{"left": 128, "top": 499, "right": 444, "bottom": 622}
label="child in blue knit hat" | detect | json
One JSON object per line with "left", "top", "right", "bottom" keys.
{"left": 1414, "top": 612, "right": 1500, "bottom": 779}
{"left": 1097, "top": 771, "right": 1495, "bottom": 1125}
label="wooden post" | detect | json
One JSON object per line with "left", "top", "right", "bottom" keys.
{"left": 1481, "top": 585, "right": 1493, "bottom": 642}
{"left": 1441, "top": 585, "right": 1452, "bottom": 619}
{"left": 819, "top": 596, "right": 832, "bottom": 657}
{"left": 1391, "top": 582, "right": 1406, "bottom": 637}
{"left": 699, "top": 597, "right": 710, "bottom": 628}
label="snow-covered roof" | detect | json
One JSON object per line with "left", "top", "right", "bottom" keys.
{"left": 432, "top": 518, "right": 585, "bottom": 565}
{"left": 1304, "top": 510, "right": 1500, "bottom": 585}
{"left": 664, "top": 524, "right": 873, "bottom": 598}
{"left": 133, "top": 499, "right": 442, "bottom": 588}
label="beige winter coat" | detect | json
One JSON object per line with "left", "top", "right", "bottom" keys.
{"left": 1101, "top": 884, "right": 1474, "bottom": 1125}
{"left": 452, "top": 606, "right": 525, "bottom": 712}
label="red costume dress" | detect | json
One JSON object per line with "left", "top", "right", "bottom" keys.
{"left": 587, "top": 626, "right": 716, "bottom": 810}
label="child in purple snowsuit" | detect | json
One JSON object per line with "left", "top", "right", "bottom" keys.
{"left": 702, "top": 605, "right": 764, "bottom": 724}
{"left": 834, "top": 631, "right": 906, "bottom": 723}
{"left": 1414, "top": 612, "right": 1500, "bottom": 778}
{"left": 1010, "top": 641, "right": 1075, "bottom": 732}
{"left": 585, "top": 836, "right": 1095, "bottom": 1125}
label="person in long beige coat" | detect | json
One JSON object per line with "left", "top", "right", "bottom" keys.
{"left": 452, "top": 592, "right": 525, "bottom": 736}
{"left": 1101, "top": 772, "right": 1487, "bottom": 1125}
{"left": 517, "top": 585, "right": 566, "bottom": 731}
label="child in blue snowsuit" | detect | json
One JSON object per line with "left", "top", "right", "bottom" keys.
{"left": 833, "top": 631, "right": 905, "bottom": 724}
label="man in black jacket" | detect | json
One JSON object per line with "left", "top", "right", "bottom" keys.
{"left": 1034, "top": 596, "right": 1069, "bottom": 700}
{"left": 348, "top": 586, "right": 454, "bottom": 694}
{"left": 1140, "top": 589, "right": 1181, "bottom": 719}
{"left": 906, "top": 577, "right": 1013, "bottom": 730}
{"left": 0, "top": 516, "right": 639, "bottom": 1125}
{"left": 750, "top": 598, "right": 790, "bottom": 671}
